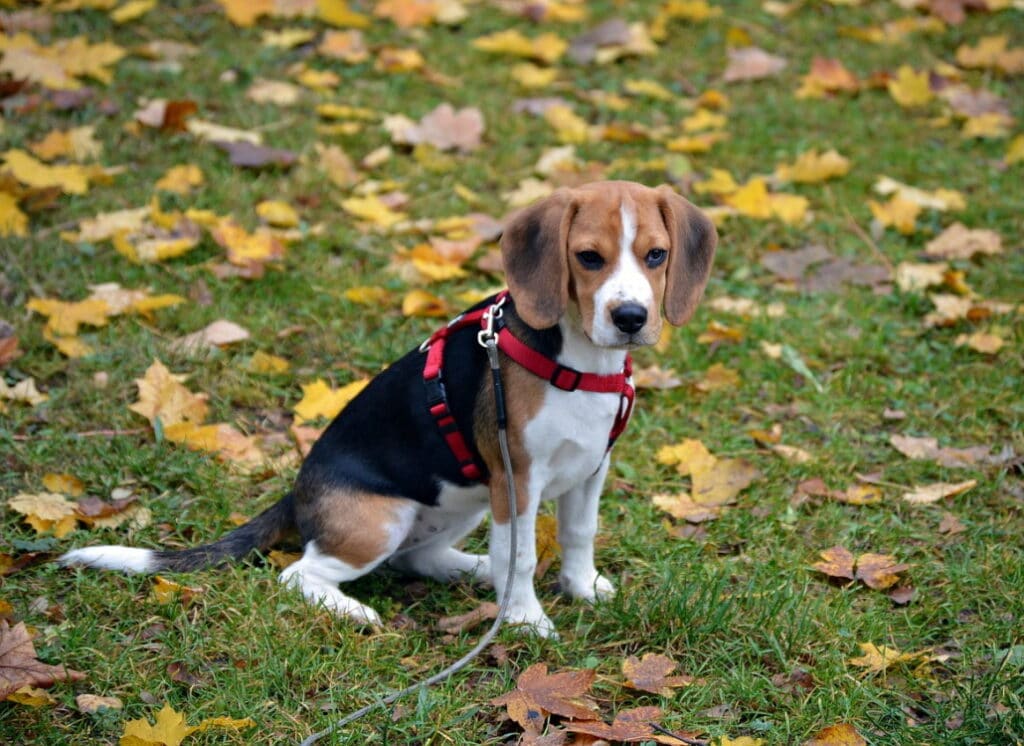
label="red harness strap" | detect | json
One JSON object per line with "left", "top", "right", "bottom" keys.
{"left": 422, "top": 292, "right": 635, "bottom": 483}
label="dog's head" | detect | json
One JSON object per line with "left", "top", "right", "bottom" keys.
{"left": 500, "top": 180, "right": 717, "bottom": 348}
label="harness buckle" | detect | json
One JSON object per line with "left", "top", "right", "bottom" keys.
{"left": 424, "top": 376, "right": 446, "bottom": 406}
{"left": 477, "top": 294, "right": 507, "bottom": 349}
{"left": 549, "top": 365, "right": 583, "bottom": 392}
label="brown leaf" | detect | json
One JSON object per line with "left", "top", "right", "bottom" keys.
{"left": 812, "top": 546, "right": 856, "bottom": 582}
{"left": 0, "top": 621, "right": 85, "bottom": 700}
{"left": 437, "top": 602, "right": 499, "bottom": 635}
{"left": 854, "top": 553, "right": 910, "bottom": 590}
{"left": 760, "top": 244, "right": 832, "bottom": 281}
{"left": 492, "top": 663, "right": 598, "bottom": 730}
{"left": 214, "top": 140, "right": 297, "bottom": 168}
{"left": 401, "top": 103, "right": 485, "bottom": 153}
{"left": 622, "top": 653, "right": 694, "bottom": 696}
{"left": 76, "top": 693, "right": 124, "bottom": 713}
{"left": 923, "top": 222, "right": 1002, "bottom": 260}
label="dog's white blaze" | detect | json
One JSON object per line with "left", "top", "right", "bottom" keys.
{"left": 590, "top": 201, "right": 654, "bottom": 345}
{"left": 59, "top": 546, "right": 156, "bottom": 574}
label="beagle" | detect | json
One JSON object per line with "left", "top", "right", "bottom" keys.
{"left": 60, "top": 181, "right": 717, "bottom": 637}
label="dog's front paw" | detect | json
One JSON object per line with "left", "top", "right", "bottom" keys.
{"left": 502, "top": 602, "right": 558, "bottom": 639}
{"left": 560, "top": 571, "right": 616, "bottom": 603}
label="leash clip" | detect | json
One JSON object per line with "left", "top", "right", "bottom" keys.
{"left": 477, "top": 295, "right": 506, "bottom": 349}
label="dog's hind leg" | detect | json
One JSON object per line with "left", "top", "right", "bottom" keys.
{"left": 282, "top": 490, "right": 417, "bottom": 626}
{"left": 390, "top": 507, "right": 491, "bottom": 585}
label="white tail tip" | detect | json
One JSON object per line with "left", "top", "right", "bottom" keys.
{"left": 59, "top": 546, "right": 156, "bottom": 574}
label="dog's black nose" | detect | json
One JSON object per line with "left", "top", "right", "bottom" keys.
{"left": 611, "top": 303, "right": 648, "bottom": 334}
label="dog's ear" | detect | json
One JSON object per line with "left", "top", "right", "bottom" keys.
{"left": 657, "top": 185, "right": 717, "bottom": 326}
{"left": 500, "top": 189, "right": 576, "bottom": 329}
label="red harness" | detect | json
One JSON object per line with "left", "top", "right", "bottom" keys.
{"left": 421, "top": 292, "right": 635, "bottom": 483}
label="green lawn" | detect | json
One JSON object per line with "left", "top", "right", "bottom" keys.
{"left": 2, "top": 0, "right": 1022, "bottom": 744}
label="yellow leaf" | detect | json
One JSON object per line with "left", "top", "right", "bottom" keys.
{"left": 848, "top": 642, "right": 926, "bottom": 674}
{"left": 131, "top": 294, "right": 186, "bottom": 318}
{"left": 682, "top": 108, "right": 727, "bottom": 132}
{"left": 960, "top": 113, "right": 1011, "bottom": 139}
{"left": 402, "top": 289, "right": 450, "bottom": 318}
{"left": 833, "top": 484, "right": 883, "bottom": 505}
{"left": 263, "top": 28, "right": 316, "bottom": 49}
{"left": 665, "top": 132, "right": 727, "bottom": 153}
{"left": 256, "top": 200, "right": 299, "bottom": 228}
{"left": 317, "top": 30, "right": 369, "bottom": 62}
{"left": 42, "top": 473, "right": 85, "bottom": 496}
{"left": 149, "top": 576, "right": 203, "bottom": 605}
{"left": 544, "top": 105, "right": 592, "bottom": 144}
{"left": 510, "top": 63, "right": 558, "bottom": 88}
{"left": 3, "top": 149, "right": 89, "bottom": 194}
{"left": 7, "top": 492, "right": 79, "bottom": 537}
{"left": 887, "top": 66, "right": 932, "bottom": 108}
{"left": 902, "top": 479, "right": 977, "bottom": 504}
{"left": 129, "top": 359, "right": 209, "bottom": 428}
{"left": 293, "top": 378, "right": 370, "bottom": 423}
{"left": 724, "top": 178, "right": 773, "bottom": 219}
{"left": 1007, "top": 134, "right": 1024, "bottom": 164}
{"left": 956, "top": 35, "right": 1024, "bottom": 74}
{"left": 656, "top": 439, "right": 717, "bottom": 475}
{"left": 693, "top": 363, "right": 740, "bottom": 392}
{"left": 317, "top": 0, "right": 371, "bottom": 28}
{"left": 120, "top": 703, "right": 197, "bottom": 746}
{"left": 8, "top": 685, "right": 58, "bottom": 707}
{"left": 775, "top": 149, "right": 850, "bottom": 183}
{"left": 164, "top": 422, "right": 263, "bottom": 465}
{"left": 954, "top": 331, "right": 1005, "bottom": 355}
{"left": 0, "top": 192, "right": 28, "bottom": 237}
{"left": 216, "top": 0, "right": 273, "bottom": 27}
{"left": 29, "top": 126, "right": 100, "bottom": 162}
{"left": 339, "top": 195, "right": 406, "bottom": 229}
{"left": 716, "top": 738, "right": 764, "bottom": 746}
{"left": 768, "top": 192, "right": 810, "bottom": 225}
{"left": 211, "top": 219, "right": 285, "bottom": 266}
{"left": 45, "top": 331, "right": 94, "bottom": 358}
{"left": 472, "top": 29, "right": 567, "bottom": 65}
{"left": 27, "top": 297, "right": 110, "bottom": 336}
{"left": 624, "top": 78, "right": 673, "bottom": 101}
{"left": 111, "top": 0, "right": 156, "bottom": 23}
{"left": 248, "top": 351, "right": 290, "bottom": 374}
{"left": 344, "top": 286, "right": 391, "bottom": 305}
{"left": 693, "top": 168, "right": 738, "bottom": 195}
{"left": 154, "top": 164, "right": 203, "bottom": 194}
{"left": 869, "top": 196, "right": 920, "bottom": 235}
{"left": 653, "top": 492, "right": 722, "bottom": 522}
{"left": 375, "top": 47, "right": 425, "bottom": 73}
{"left": 194, "top": 715, "right": 257, "bottom": 733}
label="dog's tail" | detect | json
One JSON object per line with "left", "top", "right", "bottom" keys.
{"left": 59, "top": 493, "right": 296, "bottom": 574}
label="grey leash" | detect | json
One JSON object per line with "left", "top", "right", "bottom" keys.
{"left": 300, "top": 305, "right": 517, "bottom": 745}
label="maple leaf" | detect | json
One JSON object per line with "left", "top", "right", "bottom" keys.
{"left": 803, "top": 723, "right": 867, "bottom": 746}
{"left": 923, "top": 222, "right": 1002, "bottom": 260}
{"left": 293, "top": 378, "right": 370, "bottom": 423}
{"left": 171, "top": 319, "right": 251, "bottom": 354}
{"left": 0, "top": 621, "right": 85, "bottom": 701}
{"left": 564, "top": 705, "right": 694, "bottom": 744}
{"left": 775, "top": 149, "right": 850, "bottom": 183}
{"left": 0, "top": 192, "right": 28, "bottom": 237}
{"left": 42, "top": 472, "right": 84, "bottom": 496}
{"left": 887, "top": 65, "right": 933, "bottom": 107}
{"left": 848, "top": 642, "right": 927, "bottom": 674}
{"left": 473, "top": 29, "right": 568, "bottom": 65}
{"left": 492, "top": 663, "right": 599, "bottom": 730}
{"left": 622, "top": 653, "right": 694, "bottom": 696}
{"left": 956, "top": 35, "right": 1024, "bottom": 74}
{"left": 8, "top": 492, "right": 79, "bottom": 537}
{"left": 129, "top": 359, "right": 209, "bottom": 428}
{"left": 401, "top": 289, "right": 449, "bottom": 317}
{"left": 868, "top": 195, "right": 920, "bottom": 235}
{"left": 400, "top": 103, "right": 485, "bottom": 153}
{"left": 796, "top": 57, "right": 860, "bottom": 98}
{"left": 3, "top": 149, "right": 90, "bottom": 195}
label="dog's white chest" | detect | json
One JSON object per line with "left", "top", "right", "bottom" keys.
{"left": 524, "top": 387, "right": 618, "bottom": 499}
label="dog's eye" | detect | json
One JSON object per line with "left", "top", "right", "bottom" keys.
{"left": 576, "top": 250, "right": 605, "bottom": 270}
{"left": 645, "top": 248, "right": 668, "bottom": 268}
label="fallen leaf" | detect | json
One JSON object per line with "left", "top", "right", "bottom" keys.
{"left": 723, "top": 46, "right": 787, "bottom": 82}
{"left": 890, "top": 433, "right": 1000, "bottom": 468}
{"left": 150, "top": 576, "right": 203, "bottom": 605}
{"left": 0, "top": 621, "right": 85, "bottom": 701}
{"left": 803, "top": 723, "right": 867, "bottom": 746}
{"left": 41, "top": 473, "right": 84, "bottom": 496}
{"left": 474, "top": 29, "right": 568, "bottom": 65}
{"left": 491, "top": 663, "right": 599, "bottom": 730}
{"left": 76, "top": 693, "right": 124, "bottom": 713}
{"left": 7, "top": 492, "right": 78, "bottom": 537}
{"left": 796, "top": 57, "right": 860, "bottom": 98}
{"left": 154, "top": 164, "right": 204, "bottom": 195}
{"left": 887, "top": 65, "right": 933, "bottom": 108}
{"left": 923, "top": 223, "right": 1002, "bottom": 260}
{"left": 401, "top": 289, "right": 449, "bottom": 317}
{"left": 128, "top": 359, "right": 209, "bottom": 428}
{"left": 437, "top": 602, "right": 499, "bottom": 634}
{"left": 869, "top": 196, "right": 920, "bottom": 235}
{"left": 171, "top": 320, "right": 250, "bottom": 354}
{"left": 293, "top": 378, "right": 370, "bottom": 423}
{"left": 848, "top": 642, "right": 927, "bottom": 674}
{"left": 622, "top": 653, "right": 694, "bottom": 695}
{"left": 214, "top": 140, "right": 297, "bottom": 169}
{"left": 694, "top": 363, "right": 741, "bottom": 392}
{"left": 633, "top": 364, "right": 682, "bottom": 389}
{"left": 776, "top": 149, "right": 850, "bottom": 183}
{"left": 902, "top": 480, "right": 977, "bottom": 504}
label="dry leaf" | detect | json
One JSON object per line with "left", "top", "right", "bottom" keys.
{"left": 923, "top": 223, "right": 1002, "bottom": 260}
{"left": 491, "top": 663, "right": 598, "bottom": 730}
{"left": 77, "top": 693, "right": 124, "bottom": 713}
{"left": 293, "top": 378, "right": 370, "bottom": 423}
{"left": 848, "top": 642, "right": 927, "bottom": 674}
{"left": 437, "top": 602, "right": 499, "bottom": 634}
{"left": 0, "top": 621, "right": 85, "bottom": 701}
{"left": 902, "top": 480, "right": 977, "bottom": 504}
{"left": 622, "top": 653, "right": 694, "bottom": 695}
{"left": 803, "top": 723, "right": 867, "bottom": 746}
{"left": 723, "top": 46, "right": 787, "bottom": 82}
{"left": 7, "top": 492, "right": 78, "bottom": 537}
{"left": 129, "top": 359, "right": 209, "bottom": 427}
{"left": 171, "top": 319, "right": 250, "bottom": 354}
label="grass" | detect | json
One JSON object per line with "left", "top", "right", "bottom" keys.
{"left": 2, "top": 0, "right": 1023, "bottom": 744}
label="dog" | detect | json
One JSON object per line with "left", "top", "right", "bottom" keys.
{"left": 60, "top": 181, "right": 717, "bottom": 637}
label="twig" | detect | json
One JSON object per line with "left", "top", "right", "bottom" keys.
{"left": 11, "top": 428, "right": 148, "bottom": 441}
{"left": 845, "top": 209, "right": 894, "bottom": 275}
{"left": 649, "top": 722, "right": 708, "bottom": 746}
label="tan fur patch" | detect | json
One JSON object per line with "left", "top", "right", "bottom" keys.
{"left": 474, "top": 334, "right": 547, "bottom": 525}
{"left": 307, "top": 489, "right": 407, "bottom": 568}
